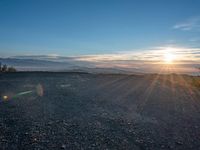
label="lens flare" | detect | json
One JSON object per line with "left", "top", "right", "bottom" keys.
{"left": 13, "top": 91, "right": 33, "bottom": 99}
{"left": 36, "top": 84, "right": 44, "bottom": 97}
{"left": 3, "top": 95, "right": 8, "bottom": 100}
{"left": 1, "top": 84, "right": 44, "bottom": 103}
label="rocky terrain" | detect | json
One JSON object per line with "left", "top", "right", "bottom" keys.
{"left": 0, "top": 72, "right": 200, "bottom": 150}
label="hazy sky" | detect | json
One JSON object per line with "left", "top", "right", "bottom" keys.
{"left": 0, "top": 0, "right": 200, "bottom": 56}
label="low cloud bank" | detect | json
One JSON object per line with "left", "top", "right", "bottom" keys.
{"left": 6, "top": 46, "right": 200, "bottom": 75}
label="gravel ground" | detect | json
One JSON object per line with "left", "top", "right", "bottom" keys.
{"left": 0, "top": 72, "right": 200, "bottom": 150}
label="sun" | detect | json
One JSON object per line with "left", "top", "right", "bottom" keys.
{"left": 164, "top": 53, "right": 176, "bottom": 64}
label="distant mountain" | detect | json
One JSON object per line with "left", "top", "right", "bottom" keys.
{"left": 69, "top": 67, "right": 138, "bottom": 74}
{"left": 0, "top": 58, "right": 75, "bottom": 71}
{"left": 0, "top": 57, "right": 141, "bottom": 74}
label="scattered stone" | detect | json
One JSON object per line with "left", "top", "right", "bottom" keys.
{"left": 175, "top": 141, "right": 183, "bottom": 145}
{"left": 61, "top": 144, "right": 66, "bottom": 149}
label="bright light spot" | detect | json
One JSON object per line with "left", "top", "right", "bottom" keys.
{"left": 3, "top": 96, "right": 8, "bottom": 100}
{"left": 162, "top": 47, "right": 178, "bottom": 64}
{"left": 164, "top": 53, "right": 176, "bottom": 63}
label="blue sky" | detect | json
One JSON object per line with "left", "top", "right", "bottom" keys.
{"left": 0, "top": 0, "right": 200, "bottom": 57}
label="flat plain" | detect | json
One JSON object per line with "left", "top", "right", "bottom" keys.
{"left": 0, "top": 72, "right": 200, "bottom": 150}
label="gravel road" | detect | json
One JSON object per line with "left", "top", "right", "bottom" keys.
{"left": 0, "top": 72, "right": 200, "bottom": 150}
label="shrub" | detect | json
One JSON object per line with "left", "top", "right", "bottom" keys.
{"left": 7, "top": 67, "right": 17, "bottom": 72}
{"left": 2, "top": 64, "right": 8, "bottom": 72}
{"left": 0, "top": 62, "right": 17, "bottom": 72}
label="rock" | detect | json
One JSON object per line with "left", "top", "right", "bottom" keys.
{"left": 175, "top": 141, "right": 183, "bottom": 145}
{"left": 61, "top": 144, "right": 66, "bottom": 149}
{"left": 168, "top": 144, "right": 175, "bottom": 149}
{"left": 161, "top": 145, "right": 165, "bottom": 148}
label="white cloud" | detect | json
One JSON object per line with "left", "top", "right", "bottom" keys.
{"left": 189, "top": 37, "right": 200, "bottom": 42}
{"left": 173, "top": 17, "right": 200, "bottom": 31}
{"left": 47, "top": 54, "right": 60, "bottom": 58}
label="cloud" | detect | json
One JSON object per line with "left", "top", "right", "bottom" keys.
{"left": 73, "top": 47, "right": 200, "bottom": 63}
{"left": 189, "top": 37, "right": 200, "bottom": 42}
{"left": 173, "top": 17, "right": 200, "bottom": 31}
{"left": 13, "top": 47, "right": 200, "bottom": 65}
{"left": 11, "top": 46, "right": 200, "bottom": 74}
{"left": 72, "top": 46, "right": 200, "bottom": 74}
